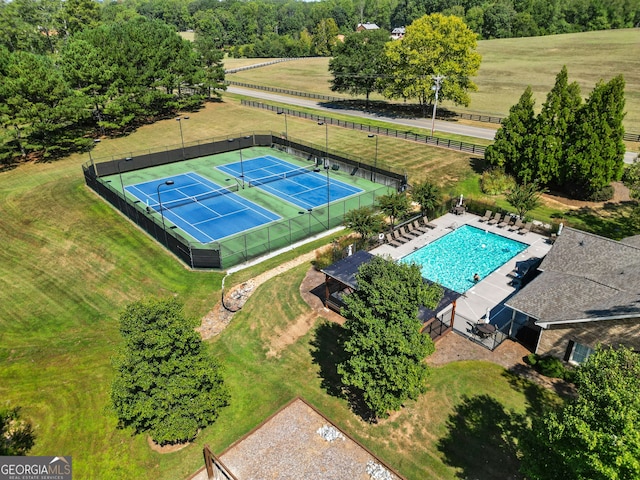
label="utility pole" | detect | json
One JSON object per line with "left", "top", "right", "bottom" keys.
{"left": 431, "top": 75, "right": 445, "bottom": 137}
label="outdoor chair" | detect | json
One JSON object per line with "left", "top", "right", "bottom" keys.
{"left": 385, "top": 233, "right": 402, "bottom": 248}
{"left": 518, "top": 222, "right": 533, "bottom": 235}
{"left": 498, "top": 216, "right": 513, "bottom": 228}
{"left": 401, "top": 225, "right": 421, "bottom": 238}
{"left": 509, "top": 218, "right": 524, "bottom": 232}
{"left": 392, "top": 230, "right": 411, "bottom": 244}
{"left": 412, "top": 220, "right": 430, "bottom": 233}
{"left": 421, "top": 216, "right": 437, "bottom": 229}
{"left": 479, "top": 210, "right": 492, "bottom": 222}
{"left": 398, "top": 226, "right": 416, "bottom": 241}
{"left": 487, "top": 212, "right": 502, "bottom": 225}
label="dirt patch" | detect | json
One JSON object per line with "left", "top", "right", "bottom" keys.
{"left": 542, "top": 181, "right": 631, "bottom": 211}
{"left": 266, "top": 311, "right": 317, "bottom": 358}
{"left": 147, "top": 435, "right": 190, "bottom": 453}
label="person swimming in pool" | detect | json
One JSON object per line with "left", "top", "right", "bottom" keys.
{"left": 473, "top": 273, "right": 480, "bottom": 282}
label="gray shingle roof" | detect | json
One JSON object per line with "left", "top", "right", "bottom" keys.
{"left": 506, "top": 227, "right": 640, "bottom": 324}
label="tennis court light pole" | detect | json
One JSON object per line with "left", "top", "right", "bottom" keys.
{"left": 277, "top": 110, "right": 288, "bottom": 150}
{"left": 317, "top": 121, "right": 330, "bottom": 230}
{"left": 117, "top": 157, "right": 133, "bottom": 213}
{"left": 430, "top": 75, "right": 445, "bottom": 137}
{"left": 176, "top": 116, "right": 189, "bottom": 159}
{"left": 368, "top": 134, "right": 378, "bottom": 182}
{"left": 89, "top": 139, "right": 101, "bottom": 177}
{"left": 157, "top": 180, "right": 175, "bottom": 246}
{"left": 228, "top": 138, "right": 245, "bottom": 188}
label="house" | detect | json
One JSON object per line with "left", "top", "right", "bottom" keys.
{"left": 391, "top": 27, "right": 405, "bottom": 40}
{"left": 505, "top": 227, "right": 640, "bottom": 364}
{"left": 356, "top": 23, "right": 379, "bottom": 32}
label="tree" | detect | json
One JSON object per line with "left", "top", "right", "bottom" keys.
{"left": 111, "top": 298, "right": 229, "bottom": 445}
{"left": 505, "top": 181, "right": 546, "bottom": 219}
{"left": 329, "top": 29, "right": 389, "bottom": 108}
{"left": 411, "top": 180, "right": 440, "bottom": 216}
{"left": 383, "top": 14, "right": 481, "bottom": 115}
{"left": 0, "top": 407, "right": 35, "bottom": 455}
{"left": 343, "top": 206, "right": 385, "bottom": 248}
{"left": 531, "top": 66, "right": 582, "bottom": 186}
{"left": 312, "top": 18, "right": 339, "bottom": 56}
{"left": 564, "top": 75, "right": 626, "bottom": 197}
{"left": 520, "top": 346, "right": 640, "bottom": 480}
{"left": 338, "top": 256, "right": 442, "bottom": 420}
{"left": 377, "top": 190, "right": 410, "bottom": 229}
{"left": 485, "top": 86, "right": 537, "bottom": 183}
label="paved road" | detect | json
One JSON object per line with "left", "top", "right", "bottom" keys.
{"left": 228, "top": 85, "right": 639, "bottom": 163}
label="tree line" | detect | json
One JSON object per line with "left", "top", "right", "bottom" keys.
{"left": 0, "top": 16, "right": 225, "bottom": 163}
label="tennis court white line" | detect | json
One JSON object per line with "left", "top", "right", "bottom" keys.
{"left": 166, "top": 207, "right": 217, "bottom": 243}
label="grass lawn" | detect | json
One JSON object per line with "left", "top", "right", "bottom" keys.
{"left": 155, "top": 263, "right": 560, "bottom": 480}
{"left": 0, "top": 92, "right": 626, "bottom": 479}
{"left": 226, "top": 29, "right": 640, "bottom": 130}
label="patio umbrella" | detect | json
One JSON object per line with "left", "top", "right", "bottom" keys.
{"left": 558, "top": 222, "right": 563, "bottom": 235}
{"left": 458, "top": 194, "right": 463, "bottom": 207}
{"left": 484, "top": 307, "right": 491, "bottom": 324}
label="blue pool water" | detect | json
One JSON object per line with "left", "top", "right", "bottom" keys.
{"left": 401, "top": 225, "right": 528, "bottom": 293}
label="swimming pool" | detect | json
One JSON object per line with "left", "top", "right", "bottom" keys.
{"left": 401, "top": 225, "right": 528, "bottom": 293}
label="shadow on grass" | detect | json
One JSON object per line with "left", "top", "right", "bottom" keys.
{"left": 309, "top": 321, "right": 377, "bottom": 422}
{"left": 437, "top": 394, "right": 526, "bottom": 480}
{"left": 563, "top": 202, "right": 639, "bottom": 240}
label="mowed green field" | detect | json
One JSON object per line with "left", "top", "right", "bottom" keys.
{"left": 2, "top": 95, "right": 559, "bottom": 479}
{"left": 226, "top": 29, "right": 640, "bottom": 129}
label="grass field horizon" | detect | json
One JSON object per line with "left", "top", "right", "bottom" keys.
{"left": 225, "top": 28, "right": 640, "bottom": 130}
{"left": 0, "top": 86, "right": 632, "bottom": 478}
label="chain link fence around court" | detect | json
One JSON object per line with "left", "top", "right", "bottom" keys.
{"left": 83, "top": 132, "right": 405, "bottom": 270}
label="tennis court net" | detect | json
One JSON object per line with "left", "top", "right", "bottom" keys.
{"left": 156, "top": 184, "right": 239, "bottom": 211}
{"left": 248, "top": 165, "right": 316, "bottom": 188}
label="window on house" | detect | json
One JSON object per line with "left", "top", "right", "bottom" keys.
{"left": 570, "top": 342, "right": 595, "bottom": 364}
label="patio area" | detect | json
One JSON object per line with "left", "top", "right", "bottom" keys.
{"left": 371, "top": 212, "right": 553, "bottom": 349}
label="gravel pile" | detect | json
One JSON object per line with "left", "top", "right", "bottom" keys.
{"left": 317, "top": 424, "right": 345, "bottom": 442}
{"left": 366, "top": 460, "right": 393, "bottom": 480}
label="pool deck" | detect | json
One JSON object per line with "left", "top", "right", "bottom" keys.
{"left": 371, "top": 212, "right": 553, "bottom": 337}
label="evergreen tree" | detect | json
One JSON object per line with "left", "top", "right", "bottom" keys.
{"left": 111, "top": 298, "right": 229, "bottom": 445}
{"left": 531, "top": 66, "right": 582, "bottom": 186}
{"left": 565, "top": 75, "right": 626, "bottom": 197}
{"left": 485, "top": 86, "right": 537, "bottom": 182}
{"left": 338, "top": 257, "right": 442, "bottom": 420}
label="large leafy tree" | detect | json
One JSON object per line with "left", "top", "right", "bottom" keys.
{"left": 564, "top": 75, "right": 626, "bottom": 196}
{"left": 338, "top": 257, "right": 442, "bottom": 420}
{"left": 111, "top": 298, "right": 229, "bottom": 445}
{"left": 520, "top": 346, "right": 640, "bottom": 480}
{"left": 329, "top": 29, "right": 389, "bottom": 108}
{"left": 485, "top": 86, "right": 537, "bottom": 182}
{"left": 377, "top": 190, "right": 411, "bottom": 229}
{"left": 383, "top": 14, "right": 481, "bottom": 115}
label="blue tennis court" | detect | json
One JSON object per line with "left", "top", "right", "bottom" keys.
{"left": 125, "top": 172, "right": 280, "bottom": 243}
{"left": 217, "top": 155, "right": 362, "bottom": 210}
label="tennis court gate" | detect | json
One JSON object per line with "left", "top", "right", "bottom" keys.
{"left": 83, "top": 133, "right": 406, "bottom": 269}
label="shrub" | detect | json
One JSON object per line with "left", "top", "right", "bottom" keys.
{"left": 526, "top": 353, "right": 575, "bottom": 381}
{"left": 480, "top": 168, "right": 516, "bottom": 195}
{"left": 586, "top": 185, "right": 614, "bottom": 202}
